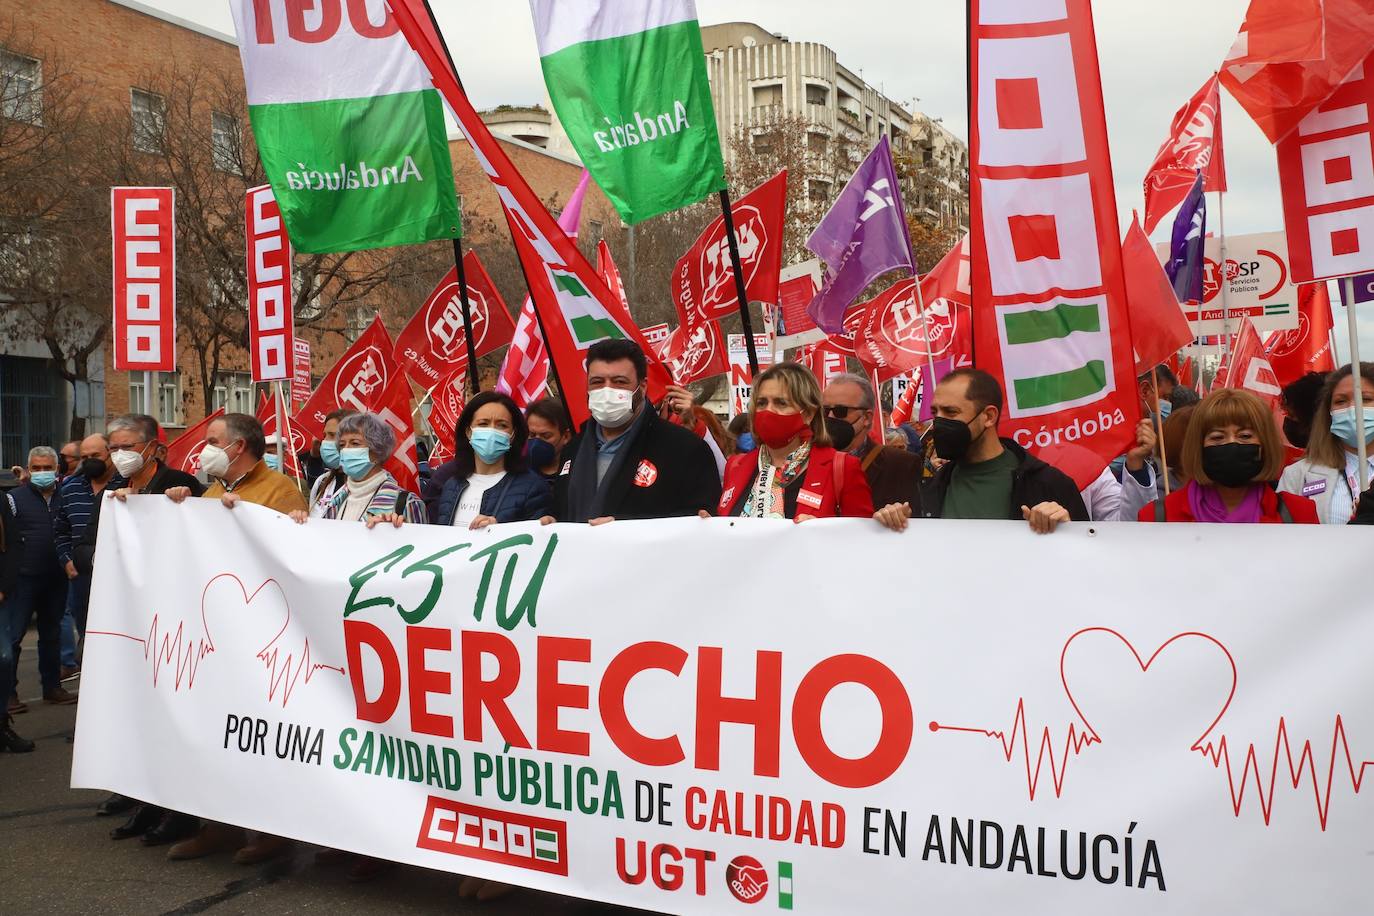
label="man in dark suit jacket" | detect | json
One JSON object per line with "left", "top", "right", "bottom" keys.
{"left": 547, "top": 339, "right": 719, "bottom": 524}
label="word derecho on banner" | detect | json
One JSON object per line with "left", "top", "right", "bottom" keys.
{"left": 73, "top": 499, "right": 1374, "bottom": 915}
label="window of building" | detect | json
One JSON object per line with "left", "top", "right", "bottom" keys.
{"left": 751, "top": 84, "right": 783, "bottom": 113}
{"left": 805, "top": 83, "right": 829, "bottom": 107}
{"left": 211, "top": 371, "right": 255, "bottom": 415}
{"left": 346, "top": 305, "right": 372, "bottom": 342}
{"left": 129, "top": 371, "right": 183, "bottom": 427}
{"left": 752, "top": 131, "right": 775, "bottom": 155}
{"left": 131, "top": 87, "right": 166, "bottom": 154}
{"left": 808, "top": 179, "right": 831, "bottom": 205}
{"left": 211, "top": 110, "right": 240, "bottom": 173}
{"left": 0, "top": 355, "right": 64, "bottom": 469}
{"left": 0, "top": 50, "right": 41, "bottom": 124}
{"left": 807, "top": 132, "right": 828, "bottom": 156}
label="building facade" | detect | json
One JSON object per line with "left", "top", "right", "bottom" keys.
{"left": 0, "top": 0, "right": 619, "bottom": 467}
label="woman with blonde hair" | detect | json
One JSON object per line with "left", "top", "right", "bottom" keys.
{"left": 1140, "top": 388, "right": 1317, "bottom": 524}
{"left": 715, "top": 362, "right": 873, "bottom": 520}
{"left": 1278, "top": 363, "right": 1374, "bottom": 524}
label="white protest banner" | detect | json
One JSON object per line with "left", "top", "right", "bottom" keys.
{"left": 728, "top": 333, "right": 772, "bottom": 418}
{"left": 246, "top": 185, "right": 294, "bottom": 383}
{"left": 112, "top": 187, "right": 176, "bottom": 372}
{"left": 1154, "top": 231, "right": 1300, "bottom": 335}
{"left": 74, "top": 500, "right": 1372, "bottom": 914}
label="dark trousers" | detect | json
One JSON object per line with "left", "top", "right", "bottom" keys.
{"left": 10, "top": 572, "right": 66, "bottom": 695}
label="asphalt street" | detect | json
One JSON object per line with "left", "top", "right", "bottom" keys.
{"left": 1, "top": 629, "right": 652, "bottom": 916}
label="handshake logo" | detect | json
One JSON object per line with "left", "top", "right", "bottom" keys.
{"left": 726, "top": 856, "right": 794, "bottom": 908}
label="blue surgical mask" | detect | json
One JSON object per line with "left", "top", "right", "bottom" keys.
{"left": 1329, "top": 406, "right": 1374, "bottom": 448}
{"left": 320, "top": 440, "right": 341, "bottom": 470}
{"left": 470, "top": 428, "right": 512, "bottom": 465}
{"left": 339, "top": 447, "right": 374, "bottom": 481}
{"left": 527, "top": 437, "right": 556, "bottom": 470}
{"left": 737, "top": 432, "right": 756, "bottom": 452}
{"left": 264, "top": 453, "right": 282, "bottom": 472}
{"left": 1157, "top": 399, "right": 1172, "bottom": 421}
{"left": 30, "top": 471, "right": 57, "bottom": 490}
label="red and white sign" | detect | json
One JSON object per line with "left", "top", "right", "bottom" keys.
{"left": 775, "top": 260, "right": 824, "bottom": 349}
{"left": 246, "top": 185, "right": 295, "bottom": 383}
{"left": 969, "top": 0, "right": 1141, "bottom": 489}
{"left": 293, "top": 315, "right": 397, "bottom": 440}
{"left": 112, "top": 187, "right": 176, "bottom": 372}
{"left": 1152, "top": 231, "right": 1300, "bottom": 335}
{"left": 673, "top": 171, "right": 787, "bottom": 335}
{"left": 292, "top": 339, "right": 312, "bottom": 404}
{"left": 393, "top": 250, "right": 515, "bottom": 389}
{"left": 727, "top": 333, "right": 773, "bottom": 418}
{"left": 664, "top": 321, "right": 729, "bottom": 385}
{"left": 1278, "top": 55, "right": 1374, "bottom": 283}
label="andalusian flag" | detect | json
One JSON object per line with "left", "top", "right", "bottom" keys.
{"left": 530, "top": 0, "right": 726, "bottom": 223}
{"left": 229, "top": 1, "right": 459, "bottom": 253}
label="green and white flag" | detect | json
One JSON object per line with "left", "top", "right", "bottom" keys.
{"left": 230, "top": 1, "right": 459, "bottom": 253}
{"left": 530, "top": 0, "right": 726, "bottom": 224}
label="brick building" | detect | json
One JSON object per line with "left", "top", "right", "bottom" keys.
{"left": 0, "top": 0, "right": 619, "bottom": 466}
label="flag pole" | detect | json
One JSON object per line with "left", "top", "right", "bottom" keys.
{"left": 1342, "top": 275, "right": 1369, "bottom": 492}
{"left": 719, "top": 189, "right": 761, "bottom": 375}
{"left": 273, "top": 380, "right": 286, "bottom": 473}
{"left": 1217, "top": 184, "right": 1233, "bottom": 368}
{"left": 418, "top": 0, "right": 573, "bottom": 421}
{"left": 451, "top": 237, "right": 480, "bottom": 396}
{"left": 1151, "top": 366, "right": 1171, "bottom": 498}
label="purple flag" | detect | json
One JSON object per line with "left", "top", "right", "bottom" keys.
{"left": 806, "top": 136, "right": 914, "bottom": 333}
{"left": 1165, "top": 171, "right": 1207, "bottom": 305}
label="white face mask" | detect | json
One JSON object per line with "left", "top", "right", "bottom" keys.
{"left": 588, "top": 386, "right": 636, "bottom": 428}
{"left": 110, "top": 446, "right": 147, "bottom": 479}
{"left": 199, "top": 444, "right": 231, "bottom": 479}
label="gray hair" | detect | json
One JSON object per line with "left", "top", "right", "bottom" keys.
{"left": 107, "top": 414, "right": 159, "bottom": 442}
{"left": 219, "top": 413, "right": 266, "bottom": 460}
{"left": 27, "top": 446, "right": 57, "bottom": 465}
{"left": 830, "top": 373, "right": 876, "bottom": 410}
{"left": 337, "top": 412, "right": 396, "bottom": 464}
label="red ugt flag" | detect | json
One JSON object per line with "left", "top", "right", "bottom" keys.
{"left": 1266, "top": 282, "right": 1336, "bottom": 385}
{"left": 294, "top": 315, "right": 397, "bottom": 441}
{"left": 1143, "top": 75, "right": 1227, "bottom": 234}
{"left": 164, "top": 408, "right": 225, "bottom": 476}
{"left": 393, "top": 249, "right": 515, "bottom": 391}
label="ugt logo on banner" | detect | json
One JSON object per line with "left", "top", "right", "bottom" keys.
{"left": 112, "top": 187, "right": 176, "bottom": 372}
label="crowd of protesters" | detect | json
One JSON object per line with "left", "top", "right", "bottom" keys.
{"left": 1, "top": 339, "right": 1370, "bottom": 893}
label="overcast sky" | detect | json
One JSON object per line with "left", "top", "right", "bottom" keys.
{"left": 140, "top": 0, "right": 1372, "bottom": 355}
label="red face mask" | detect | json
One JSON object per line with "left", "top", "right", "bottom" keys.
{"left": 752, "top": 409, "right": 811, "bottom": 450}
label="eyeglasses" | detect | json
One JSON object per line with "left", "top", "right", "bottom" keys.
{"left": 824, "top": 405, "right": 868, "bottom": 419}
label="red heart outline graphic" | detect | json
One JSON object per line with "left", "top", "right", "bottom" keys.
{"left": 1059, "top": 627, "right": 1237, "bottom": 752}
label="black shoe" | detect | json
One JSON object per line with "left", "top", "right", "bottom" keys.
{"left": 141, "top": 811, "right": 199, "bottom": 847}
{"left": 97, "top": 793, "right": 138, "bottom": 817}
{"left": 110, "top": 805, "right": 162, "bottom": 841}
{"left": 1, "top": 719, "right": 34, "bottom": 753}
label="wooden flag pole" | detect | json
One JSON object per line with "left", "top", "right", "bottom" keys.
{"left": 451, "top": 237, "right": 480, "bottom": 396}
{"left": 1152, "top": 366, "right": 1171, "bottom": 498}
{"left": 1342, "top": 276, "right": 1369, "bottom": 492}
{"left": 719, "top": 189, "right": 761, "bottom": 375}
{"left": 273, "top": 380, "right": 287, "bottom": 474}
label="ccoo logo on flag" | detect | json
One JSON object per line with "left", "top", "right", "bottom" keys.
{"left": 995, "top": 297, "right": 1116, "bottom": 419}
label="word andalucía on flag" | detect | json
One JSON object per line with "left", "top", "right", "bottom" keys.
{"left": 672, "top": 170, "right": 787, "bottom": 336}
{"left": 1142, "top": 74, "right": 1227, "bottom": 234}
{"left": 388, "top": 0, "right": 668, "bottom": 428}
{"left": 529, "top": 0, "right": 726, "bottom": 224}
{"left": 230, "top": 0, "right": 460, "bottom": 253}
{"left": 969, "top": 0, "right": 1140, "bottom": 489}
{"left": 393, "top": 249, "right": 515, "bottom": 391}
{"left": 294, "top": 314, "right": 397, "bottom": 441}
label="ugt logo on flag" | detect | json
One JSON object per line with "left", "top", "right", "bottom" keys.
{"left": 995, "top": 297, "right": 1115, "bottom": 418}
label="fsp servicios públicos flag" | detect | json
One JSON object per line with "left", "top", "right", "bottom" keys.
{"left": 530, "top": 0, "right": 726, "bottom": 223}
{"left": 230, "top": 0, "right": 459, "bottom": 253}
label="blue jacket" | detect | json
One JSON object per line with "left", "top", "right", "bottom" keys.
{"left": 431, "top": 470, "right": 551, "bottom": 527}
{"left": 10, "top": 482, "right": 62, "bottom": 578}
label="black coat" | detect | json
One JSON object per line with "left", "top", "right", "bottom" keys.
{"left": 553, "top": 409, "right": 720, "bottom": 522}
{"left": 917, "top": 439, "right": 1089, "bottom": 522}
{"left": 72, "top": 463, "right": 203, "bottom": 576}
{"left": 0, "top": 492, "right": 20, "bottom": 598}
{"left": 9, "top": 482, "right": 62, "bottom": 578}
{"left": 1351, "top": 484, "right": 1374, "bottom": 526}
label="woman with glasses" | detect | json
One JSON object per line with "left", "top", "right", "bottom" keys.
{"left": 714, "top": 363, "right": 873, "bottom": 521}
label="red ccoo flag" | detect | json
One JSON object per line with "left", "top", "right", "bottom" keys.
{"left": 1266, "top": 282, "right": 1336, "bottom": 385}
{"left": 1143, "top": 75, "right": 1227, "bottom": 234}
{"left": 1122, "top": 214, "right": 1195, "bottom": 374}
{"left": 1221, "top": 0, "right": 1374, "bottom": 143}
{"left": 1225, "top": 317, "right": 1284, "bottom": 407}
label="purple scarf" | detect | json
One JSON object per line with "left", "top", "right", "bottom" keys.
{"left": 1187, "top": 480, "right": 1265, "bottom": 523}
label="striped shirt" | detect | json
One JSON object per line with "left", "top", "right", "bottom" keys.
{"left": 53, "top": 474, "right": 100, "bottom": 565}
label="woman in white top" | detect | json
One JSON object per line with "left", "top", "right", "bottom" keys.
{"left": 431, "top": 392, "right": 551, "bottom": 529}
{"left": 289, "top": 413, "right": 425, "bottom": 526}
{"left": 1278, "top": 363, "right": 1374, "bottom": 524}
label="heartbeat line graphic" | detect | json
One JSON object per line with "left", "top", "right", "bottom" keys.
{"left": 88, "top": 573, "right": 343, "bottom": 706}
{"left": 1195, "top": 717, "right": 1372, "bottom": 831}
{"left": 929, "top": 700, "right": 1100, "bottom": 801}
{"left": 929, "top": 628, "right": 1371, "bottom": 829}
